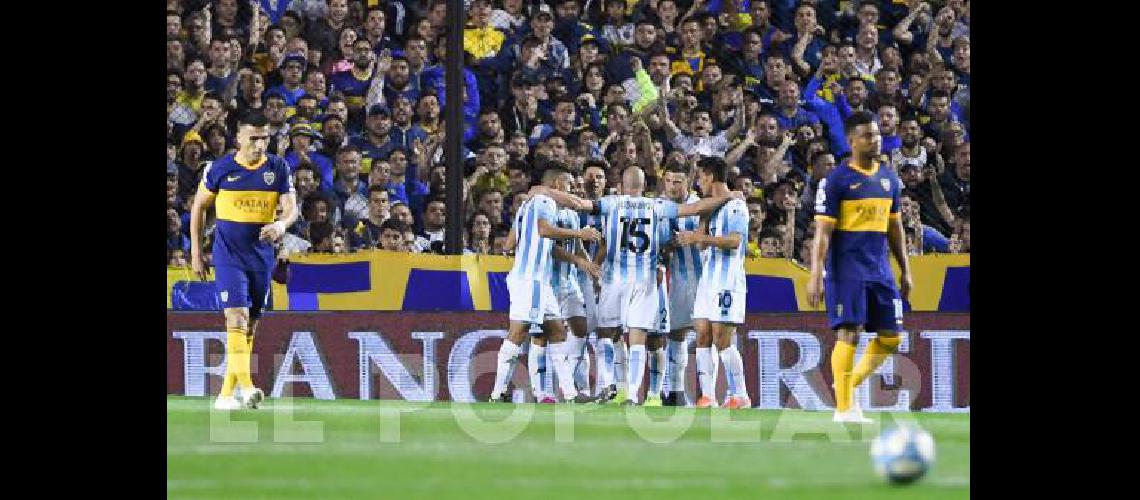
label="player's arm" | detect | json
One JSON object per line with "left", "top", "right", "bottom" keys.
{"left": 260, "top": 192, "right": 299, "bottom": 242}
{"left": 675, "top": 194, "right": 742, "bottom": 218}
{"left": 807, "top": 217, "right": 834, "bottom": 308}
{"left": 887, "top": 203, "right": 914, "bottom": 302}
{"left": 537, "top": 218, "right": 601, "bottom": 241}
{"left": 189, "top": 184, "right": 217, "bottom": 281}
{"left": 528, "top": 185, "right": 596, "bottom": 212}
{"left": 807, "top": 175, "right": 841, "bottom": 308}
{"left": 553, "top": 244, "right": 601, "bottom": 280}
{"left": 678, "top": 229, "right": 740, "bottom": 250}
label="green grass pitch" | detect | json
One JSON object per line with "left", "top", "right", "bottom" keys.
{"left": 168, "top": 396, "right": 969, "bottom": 499}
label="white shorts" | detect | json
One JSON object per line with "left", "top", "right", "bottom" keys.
{"left": 579, "top": 276, "right": 598, "bottom": 333}
{"left": 667, "top": 278, "right": 699, "bottom": 331}
{"left": 508, "top": 276, "right": 562, "bottom": 324}
{"left": 598, "top": 279, "right": 660, "bottom": 330}
{"left": 692, "top": 277, "right": 746, "bottom": 325}
{"left": 653, "top": 278, "right": 671, "bottom": 334}
{"left": 558, "top": 286, "right": 587, "bottom": 320}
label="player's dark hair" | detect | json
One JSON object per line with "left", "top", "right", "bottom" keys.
{"left": 583, "top": 159, "right": 608, "bottom": 172}
{"left": 542, "top": 162, "right": 570, "bottom": 184}
{"left": 746, "top": 196, "right": 766, "bottom": 207}
{"left": 844, "top": 110, "right": 876, "bottom": 136}
{"left": 698, "top": 156, "right": 730, "bottom": 183}
{"left": 237, "top": 110, "right": 269, "bottom": 127}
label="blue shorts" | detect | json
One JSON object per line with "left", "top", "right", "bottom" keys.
{"left": 214, "top": 265, "right": 272, "bottom": 319}
{"left": 824, "top": 279, "right": 903, "bottom": 332}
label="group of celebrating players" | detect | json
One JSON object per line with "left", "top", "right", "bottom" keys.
{"left": 489, "top": 110, "right": 913, "bottom": 422}
{"left": 194, "top": 108, "right": 913, "bottom": 424}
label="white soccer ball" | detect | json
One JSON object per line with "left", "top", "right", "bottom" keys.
{"left": 870, "top": 425, "right": 936, "bottom": 484}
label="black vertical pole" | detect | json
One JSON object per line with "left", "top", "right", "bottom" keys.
{"left": 444, "top": 0, "right": 466, "bottom": 254}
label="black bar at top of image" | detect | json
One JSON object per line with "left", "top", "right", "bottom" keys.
{"left": 443, "top": 0, "right": 467, "bottom": 255}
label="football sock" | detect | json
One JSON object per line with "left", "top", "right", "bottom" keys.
{"left": 491, "top": 339, "right": 522, "bottom": 398}
{"left": 831, "top": 339, "right": 857, "bottom": 412}
{"left": 648, "top": 346, "right": 665, "bottom": 396}
{"left": 666, "top": 338, "right": 688, "bottom": 394}
{"left": 597, "top": 337, "right": 615, "bottom": 391}
{"left": 719, "top": 345, "right": 746, "bottom": 398}
{"left": 627, "top": 344, "right": 646, "bottom": 403}
{"left": 528, "top": 343, "right": 547, "bottom": 398}
{"left": 549, "top": 341, "right": 579, "bottom": 399}
{"left": 567, "top": 332, "right": 590, "bottom": 394}
{"left": 696, "top": 347, "right": 719, "bottom": 401}
{"left": 228, "top": 326, "right": 254, "bottom": 391}
{"left": 614, "top": 338, "right": 628, "bottom": 384}
{"left": 851, "top": 334, "right": 902, "bottom": 388}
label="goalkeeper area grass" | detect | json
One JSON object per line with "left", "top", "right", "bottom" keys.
{"left": 168, "top": 396, "right": 968, "bottom": 499}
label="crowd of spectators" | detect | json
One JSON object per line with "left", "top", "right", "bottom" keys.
{"left": 167, "top": 0, "right": 970, "bottom": 269}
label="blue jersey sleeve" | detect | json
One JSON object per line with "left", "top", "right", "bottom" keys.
{"left": 890, "top": 171, "right": 902, "bottom": 218}
{"left": 655, "top": 199, "right": 679, "bottom": 219}
{"left": 201, "top": 161, "right": 220, "bottom": 193}
{"left": 814, "top": 174, "right": 842, "bottom": 222}
{"left": 275, "top": 157, "right": 295, "bottom": 195}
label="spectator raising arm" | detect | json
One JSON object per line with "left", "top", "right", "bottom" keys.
{"left": 722, "top": 89, "right": 748, "bottom": 143}
{"left": 657, "top": 99, "right": 683, "bottom": 143}
{"left": 892, "top": 1, "right": 930, "bottom": 46}
{"left": 790, "top": 32, "right": 814, "bottom": 78}
{"left": 366, "top": 49, "right": 391, "bottom": 109}
{"left": 725, "top": 126, "right": 756, "bottom": 170}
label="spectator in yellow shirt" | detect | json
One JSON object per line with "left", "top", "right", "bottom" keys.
{"left": 463, "top": 0, "right": 506, "bottom": 60}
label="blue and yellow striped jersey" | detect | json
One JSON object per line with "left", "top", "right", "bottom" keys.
{"left": 814, "top": 160, "right": 902, "bottom": 283}
{"left": 202, "top": 153, "right": 294, "bottom": 271}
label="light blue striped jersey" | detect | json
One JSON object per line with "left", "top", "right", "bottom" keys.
{"left": 658, "top": 192, "right": 703, "bottom": 285}
{"left": 700, "top": 198, "right": 749, "bottom": 293}
{"left": 551, "top": 207, "right": 583, "bottom": 295}
{"left": 597, "top": 195, "right": 679, "bottom": 284}
{"left": 578, "top": 208, "right": 605, "bottom": 261}
{"left": 507, "top": 194, "right": 558, "bottom": 283}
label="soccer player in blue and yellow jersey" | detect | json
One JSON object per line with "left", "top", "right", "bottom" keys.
{"left": 190, "top": 110, "right": 299, "bottom": 411}
{"left": 807, "top": 110, "right": 914, "bottom": 424}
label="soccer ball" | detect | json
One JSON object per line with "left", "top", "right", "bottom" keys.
{"left": 870, "top": 426, "right": 936, "bottom": 484}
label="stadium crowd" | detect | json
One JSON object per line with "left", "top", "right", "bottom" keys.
{"left": 167, "top": 0, "right": 970, "bottom": 268}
